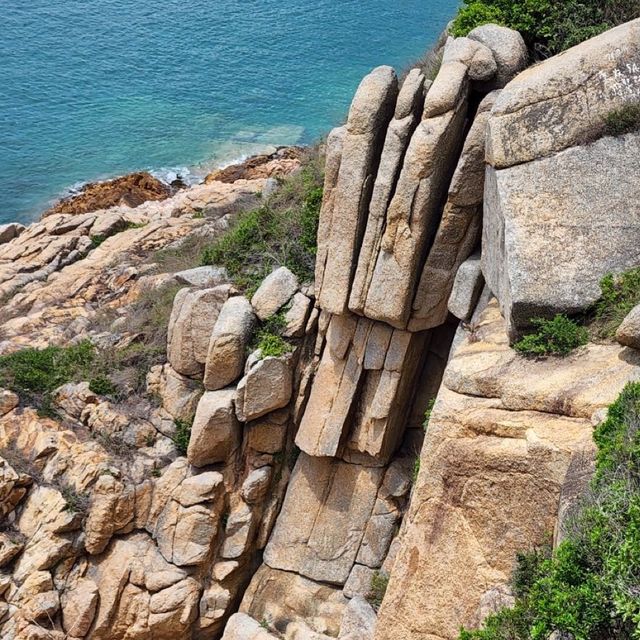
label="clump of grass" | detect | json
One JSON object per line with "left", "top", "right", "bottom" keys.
{"left": 90, "top": 235, "right": 107, "bottom": 248}
{"left": 514, "top": 315, "right": 588, "bottom": 357}
{"left": 61, "top": 486, "right": 90, "bottom": 515}
{"left": 173, "top": 418, "right": 192, "bottom": 456}
{"left": 367, "top": 570, "right": 390, "bottom": 611}
{"left": 151, "top": 233, "right": 214, "bottom": 274}
{"left": 200, "top": 151, "right": 323, "bottom": 293}
{"left": 589, "top": 267, "right": 640, "bottom": 339}
{"left": 250, "top": 311, "right": 292, "bottom": 359}
{"left": 604, "top": 103, "right": 640, "bottom": 137}
{"left": 423, "top": 398, "right": 436, "bottom": 432}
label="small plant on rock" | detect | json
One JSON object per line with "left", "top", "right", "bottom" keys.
{"left": 367, "top": 570, "right": 390, "bottom": 611}
{"left": 173, "top": 418, "right": 192, "bottom": 456}
{"left": 590, "top": 267, "right": 640, "bottom": 339}
{"left": 514, "top": 315, "right": 588, "bottom": 357}
{"left": 423, "top": 398, "right": 436, "bottom": 432}
{"left": 89, "top": 374, "right": 117, "bottom": 397}
{"left": 604, "top": 103, "right": 640, "bottom": 137}
{"left": 250, "top": 311, "right": 292, "bottom": 359}
{"left": 61, "top": 486, "right": 90, "bottom": 515}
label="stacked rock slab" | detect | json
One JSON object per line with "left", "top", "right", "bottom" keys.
{"left": 315, "top": 27, "right": 527, "bottom": 332}
{"left": 482, "top": 18, "right": 640, "bottom": 338}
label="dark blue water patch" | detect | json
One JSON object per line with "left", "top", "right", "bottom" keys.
{"left": 0, "top": 0, "right": 459, "bottom": 223}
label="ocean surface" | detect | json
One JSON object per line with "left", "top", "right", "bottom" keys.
{"left": 1, "top": 0, "right": 458, "bottom": 224}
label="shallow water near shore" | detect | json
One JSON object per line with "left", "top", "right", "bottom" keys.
{"left": 1, "top": 0, "right": 457, "bottom": 224}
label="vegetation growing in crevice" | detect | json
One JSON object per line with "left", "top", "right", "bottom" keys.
{"left": 451, "top": 0, "right": 640, "bottom": 58}
{"left": 460, "top": 382, "right": 640, "bottom": 639}
{"left": 173, "top": 418, "right": 193, "bottom": 456}
{"left": 423, "top": 398, "right": 436, "bottom": 432}
{"left": 589, "top": 267, "right": 640, "bottom": 339}
{"left": 367, "top": 570, "right": 390, "bottom": 611}
{"left": 250, "top": 311, "right": 293, "bottom": 359}
{"left": 200, "top": 150, "right": 323, "bottom": 294}
{"left": 514, "top": 315, "right": 588, "bottom": 357}
{"left": 605, "top": 103, "right": 640, "bottom": 137}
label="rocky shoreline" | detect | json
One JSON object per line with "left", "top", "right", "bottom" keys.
{"left": 39, "top": 146, "right": 305, "bottom": 221}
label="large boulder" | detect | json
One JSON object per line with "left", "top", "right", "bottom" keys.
{"left": 187, "top": 389, "right": 241, "bottom": 466}
{"left": 483, "top": 20, "right": 640, "bottom": 337}
{"left": 483, "top": 133, "right": 640, "bottom": 337}
{"left": 251, "top": 266, "right": 299, "bottom": 321}
{"left": 167, "top": 285, "right": 233, "bottom": 377}
{"left": 204, "top": 296, "right": 256, "bottom": 391}
{"left": 487, "top": 19, "right": 640, "bottom": 168}
{"left": 235, "top": 354, "right": 294, "bottom": 423}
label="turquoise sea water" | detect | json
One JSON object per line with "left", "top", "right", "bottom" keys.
{"left": 1, "top": 0, "right": 458, "bottom": 223}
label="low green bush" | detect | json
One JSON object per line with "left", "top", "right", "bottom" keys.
{"left": 0, "top": 341, "right": 96, "bottom": 413}
{"left": 590, "top": 267, "right": 640, "bottom": 339}
{"left": 605, "top": 104, "right": 640, "bottom": 137}
{"left": 514, "top": 315, "right": 588, "bottom": 357}
{"left": 450, "top": 0, "right": 639, "bottom": 58}
{"left": 173, "top": 418, "right": 192, "bottom": 456}
{"left": 200, "top": 154, "right": 323, "bottom": 294}
{"left": 460, "top": 382, "right": 640, "bottom": 639}
{"left": 249, "top": 311, "right": 293, "bottom": 359}
{"left": 89, "top": 374, "right": 117, "bottom": 397}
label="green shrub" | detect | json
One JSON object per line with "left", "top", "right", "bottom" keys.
{"left": 605, "top": 104, "right": 640, "bottom": 137}
{"left": 460, "top": 382, "right": 640, "bottom": 640}
{"left": 590, "top": 267, "right": 640, "bottom": 339}
{"left": 90, "top": 235, "right": 107, "bottom": 248}
{"left": 514, "top": 315, "right": 588, "bottom": 357}
{"left": 0, "top": 341, "right": 96, "bottom": 413}
{"left": 200, "top": 154, "right": 323, "bottom": 293}
{"left": 450, "top": 0, "right": 638, "bottom": 58}
{"left": 249, "top": 311, "right": 293, "bottom": 359}
{"left": 367, "top": 570, "right": 390, "bottom": 611}
{"left": 173, "top": 418, "right": 192, "bottom": 456}
{"left": 89, "top": 374, "right": 117, "bottom": 397}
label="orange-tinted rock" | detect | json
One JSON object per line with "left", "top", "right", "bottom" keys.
{"left": 205, "top": 147, "right": 304, "bottom": 183}
{"left": 43, "top": 172, "right": 173, "bottom": 217}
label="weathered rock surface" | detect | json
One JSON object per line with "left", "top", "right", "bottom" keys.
{"left": 251, "top": 266, "right": 299, "bottom": 321}
{"left": 447, "top": 253, "right": 484, "bottom": 322}
{"left": 487, "top": 19, "right": 640, "bottom": 168}
{"left": 616, "top": 303, "right": 640, "bottom": 349}
{"left": 467, "top": 24, "right": 527, "bottom": 88}
{"left": 483, "top": 133, "right": 640, "bottom": 336}
{"left": 349, "top": 69, "right": 427, "bottom": 314}
{"left": 187, "top": 389, "right": 240, "bottom": 466}
{"left": 375, "top": 299, "right": 639, "bottom": 640}
{"left": 408, "top": 92, "right": 497, "bottom": 331}
{"left": 317, "top": 66, "right": 399, "bottom": 315}
{"left": 43, "top": 172, "right": 172, "bottom": 217}
{"left": 204, "top": 296, "right": 256, "bottom": 391}
{"left": 236, "top": 354, "right": 294, "bottom": 423}
{"left": 167, "top": 285, "right": 233, "bottom": 377}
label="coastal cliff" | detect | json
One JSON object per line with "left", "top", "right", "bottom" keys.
{"left": 1, "top": 15, "right": 640, "bottom": 640}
